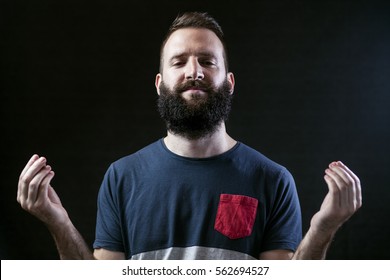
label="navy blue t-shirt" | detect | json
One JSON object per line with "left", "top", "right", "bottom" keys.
{"left": 93, "top": 139, "right": 302, "bottom": 259}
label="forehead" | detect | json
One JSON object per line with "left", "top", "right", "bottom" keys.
{"left": 162, "top": 28, "right": 225, "bottom": 61}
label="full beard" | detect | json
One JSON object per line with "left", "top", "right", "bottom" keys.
{"left": 157, "top": 79, "right": 233, "bottom": 140}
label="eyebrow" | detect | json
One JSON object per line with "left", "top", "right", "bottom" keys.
{"left": 169, "top": 51, "right": 217, "bottom": 62}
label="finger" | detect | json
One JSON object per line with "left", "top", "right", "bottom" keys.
{"left": 323, "top": 174, "right": 344, "bottom": 209}
{"left": 20, "top": 154, "right": 39, "bottom": 179}
{"left": 336, "top": 161, "right": 362, "bottom": 209}
{"left": 324, "top": 171, "right": 339, "bottom": 197}
{"left": 36, "top": 170, "right": 55, "bottom": 205}
{"left": 23, "top": 156, "right": 48, "bottom": 180}
{"left": 27, "top": 165, "right": 52, "bottom": 204}
{"left": 329, "top": 163, "right": 356, "bottom": 208}
{"left": 18, "top": 155, "right": 39, "bottom": 201}
{"left": 18, "top": 157, "right": 47, "bottom": 202}
{"left": 329, "top": 162, "right": 354, "bottom": 186}
{"left": 327, "top": 162, "right": 363, "bottom": 218}
{"left": 336, "top": 161, "right": 360, "bottom": 185}
{"left": 325, "top": 168, "right": 349, "bottom": 207}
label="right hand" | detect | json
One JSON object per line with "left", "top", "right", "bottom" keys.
{"left": 310, "top": 161, "right": 362, "bottom": 235}
{"left": 17, "top": 155, "right": 69, "bottom": 228}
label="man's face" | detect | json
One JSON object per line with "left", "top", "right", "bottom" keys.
{"left": 156, "top": 28, "right": 234, "bottom": 95}
{"left": 155, "top": 28, "right": 235, "bottom": 139}
{"left": 156, "top": 28, "right": 234, "bottom": 97}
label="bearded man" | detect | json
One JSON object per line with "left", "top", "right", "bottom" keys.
{"left": 17, "top": 12, "right": 361, "bottom": 260}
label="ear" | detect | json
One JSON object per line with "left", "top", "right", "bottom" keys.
{"left": 155, "top": 73, "right": 162, "bottom": 95}
{"left": 227, "top": 72, "right": 235, "bottom": 95}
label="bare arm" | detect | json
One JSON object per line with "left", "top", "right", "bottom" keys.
{"left": 17, "top": 155, "right": 94, "bottom": 259}
{"left": 259, "top": 161, "right": 362, "bottom": 260}
{"left": 94, "top": 248, "right": 125, "bottom": 259}
{"left": 259, "top": 249, "right": 293, "bottom": 260}
{"left": 292, "top": 161, "right": 362, "bottom": 259}
{"left": 49, "top": 220, "right": 95, "bottom": 259}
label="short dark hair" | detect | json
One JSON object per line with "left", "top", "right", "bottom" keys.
{"left": 159, "top": 12, "right": 229, "bottom": 72}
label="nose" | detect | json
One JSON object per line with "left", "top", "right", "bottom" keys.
{"left": 185, "top": 58, "right": 204, "bottom": 80}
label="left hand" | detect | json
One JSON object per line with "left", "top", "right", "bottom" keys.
{"left": 310, "top": 161, "right": 362, "bottom": 235}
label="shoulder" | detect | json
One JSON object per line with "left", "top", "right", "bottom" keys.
{"left": 234, "top": 142, "right": 291, "bottom": 179}
{"left": 110, "top": 139, "right": 163, "bottom": 169}
{"left": 100, "top": 140, "right": 164, "bottom": 187}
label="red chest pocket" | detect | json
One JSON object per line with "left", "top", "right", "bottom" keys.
{"left": 214, "top": 194, "right": 258, "bottom": 239}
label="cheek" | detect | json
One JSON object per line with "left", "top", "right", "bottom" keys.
{"left": 213, "top": 73, "right": 228, "bottom": 87}
{"left": 162, "top": 70, "right": 183, "bottom": 85}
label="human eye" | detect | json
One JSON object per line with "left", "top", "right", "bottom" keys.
{"left": 203, "top": 60, "right": 215, "bottom": 66}
{"left": 199, "top": 57, "right": 217, "bottom": 67}
{"left": 170, "top": 55, "right": 187, "bottom": 68}
{"left": 171, "top": 60, "right": 185, "bottom": 67}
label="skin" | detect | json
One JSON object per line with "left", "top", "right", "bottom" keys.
{"left": 17, "top": 27, "right": 362, "bottom": 260}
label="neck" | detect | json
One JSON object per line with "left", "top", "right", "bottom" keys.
{"left": 163, "top": 123, "right": 237, "bottom": 158}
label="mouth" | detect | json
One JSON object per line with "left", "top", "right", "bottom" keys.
{"left": 180, "top": 87, "right": 208, "bottom": 101}
{"left": 183, "top": 87, "right": 206, "bottom": 93}
{"left": 176, "top": 81, "right": 210, "bottom": 98}
{"left": 182, "top": 85, "right": 208, "bottom": 93}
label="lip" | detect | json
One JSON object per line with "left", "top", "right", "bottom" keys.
{"left": 183, "top": 87, "right": 206, "bottom": 93}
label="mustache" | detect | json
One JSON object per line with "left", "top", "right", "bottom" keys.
{"left": 174, "top": 80, "right": 213, "bottom": 93}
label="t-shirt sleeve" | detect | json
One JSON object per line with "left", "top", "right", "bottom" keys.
{"left": 93, "top": 164, "right": 125, "bottom": 252}
{"left": 261, "top": 168, "right": 302, "bottom": 252}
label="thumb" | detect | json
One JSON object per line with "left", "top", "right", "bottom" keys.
{"left": 36, "top": 171, "right": 57, "bottom": 204}
{"left": 48, "top": 184, "right": 62, "bottom": 205}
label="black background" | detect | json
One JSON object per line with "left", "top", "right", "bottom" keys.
{"left": 1, "top": 0, "right": 389, "bottom": 259}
